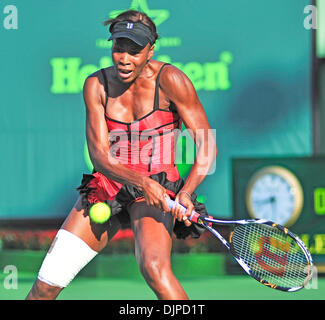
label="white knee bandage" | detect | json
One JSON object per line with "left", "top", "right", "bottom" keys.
{"left": 38, "top": 229, "right": 98, "bottom": 288}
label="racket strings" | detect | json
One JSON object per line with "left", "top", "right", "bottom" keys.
{"left": 231, "top": 223, "right": 310, "bottom": 289}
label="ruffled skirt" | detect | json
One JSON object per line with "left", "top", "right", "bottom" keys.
{"left": 77, "top": 171, "right": 208, "bottom": 239}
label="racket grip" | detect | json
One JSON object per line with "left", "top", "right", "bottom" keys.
{"left": 165, "top": 197, "right": 201, "bottom": 223}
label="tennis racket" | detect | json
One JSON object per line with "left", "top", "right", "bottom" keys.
{"left": 166, "top": 197, "right": 313, "bottom": 292}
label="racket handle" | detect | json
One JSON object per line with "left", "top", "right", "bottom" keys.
{"left": 165, "top": 197, "right": 201, "bottom": 223}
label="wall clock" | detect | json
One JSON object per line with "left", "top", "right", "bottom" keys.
{"left": 246, "top": 166, "right": 304, "bottom": 226}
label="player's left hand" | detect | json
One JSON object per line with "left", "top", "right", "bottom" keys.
{"left": 171, "top": 191, "right": 193, "bottom": 227}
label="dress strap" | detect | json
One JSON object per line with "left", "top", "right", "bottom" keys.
{"left": 100, "top": 68, "right": 109, "bottom": 108}
{"left": 154, "top": 63, "right": 170, "bottom": 110}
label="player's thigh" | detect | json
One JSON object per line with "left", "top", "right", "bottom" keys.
{"left": 129, "top": 201, "right": 174, "bottom": 263}
{"left": 61, "top": 196, "right": 121, "bottom": 252}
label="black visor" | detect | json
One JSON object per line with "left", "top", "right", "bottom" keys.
{"left": 108, "top": 21, "right": 155, "bottom": 47}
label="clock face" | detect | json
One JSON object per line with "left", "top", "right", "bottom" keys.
{"left": 246, "top": 166, "right": 303, "bottom": 226}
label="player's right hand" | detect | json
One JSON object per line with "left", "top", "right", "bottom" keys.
{"left": 141, "top": 177, "right": 170, "bottom": 213}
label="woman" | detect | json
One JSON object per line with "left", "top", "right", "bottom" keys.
{"left": 26, "top": 9, "right": 217, "bottom": 300}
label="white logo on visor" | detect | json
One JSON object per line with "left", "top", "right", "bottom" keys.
{"left": 126, "top": 23, "right": 134, "bottom": 29}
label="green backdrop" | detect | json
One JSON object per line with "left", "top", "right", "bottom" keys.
{"left": 316, "top": 0, "right": 325, "bottom": 58}
{"left": 0, "top": 0, "right": 312, "bottom": 219}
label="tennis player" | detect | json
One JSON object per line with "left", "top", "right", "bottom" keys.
{"left": 26, "top": 9, "right": 217, "bottom": 300}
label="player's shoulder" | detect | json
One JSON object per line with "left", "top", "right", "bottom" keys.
{"left": 157, "top": 61, "right": 193, "bottom": 91}
{"left": 83, "top": 67, "right": 114, "bottom": 92}
{"left": 157, "top": 61, "right": 184, "bottom": 77}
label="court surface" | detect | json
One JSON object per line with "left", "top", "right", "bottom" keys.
{"left": 1, "top": 272, "right": 324, "bottom": 300}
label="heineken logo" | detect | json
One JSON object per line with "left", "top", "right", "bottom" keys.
{"left": 50, "top": 0, "right": 233, "bottom": 94}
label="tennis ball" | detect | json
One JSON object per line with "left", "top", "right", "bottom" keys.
{"left": 89, "top": 202, "right": 111, "bottom": 224}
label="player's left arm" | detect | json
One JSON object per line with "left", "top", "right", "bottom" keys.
{"left": 160, "top": 65, "right": 218, "bottom": 223}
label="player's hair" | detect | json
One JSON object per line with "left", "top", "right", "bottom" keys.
{"left": 104, "top": 10, "right": 159, "bottom": 44}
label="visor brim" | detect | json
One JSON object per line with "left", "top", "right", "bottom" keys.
{"left": 108, "top": 32, "right": 148, "bottom": 47}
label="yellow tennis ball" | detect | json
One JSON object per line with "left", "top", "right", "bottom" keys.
{"left": 89, "top": 202, "right": 111, "bottom": 224}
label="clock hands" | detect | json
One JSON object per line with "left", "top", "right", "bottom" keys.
{"left": 254, "top": 196, "right": 276, "bottom": 205}
{"left": 270, "top": 196, "right": 276, "bottom": 221}
{"left": 254, "top": 195, "right": 277, "bottom": 221}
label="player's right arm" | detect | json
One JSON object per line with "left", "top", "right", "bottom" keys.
{"left": 83, "top": 75, "right": 169, "bottom": 212}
